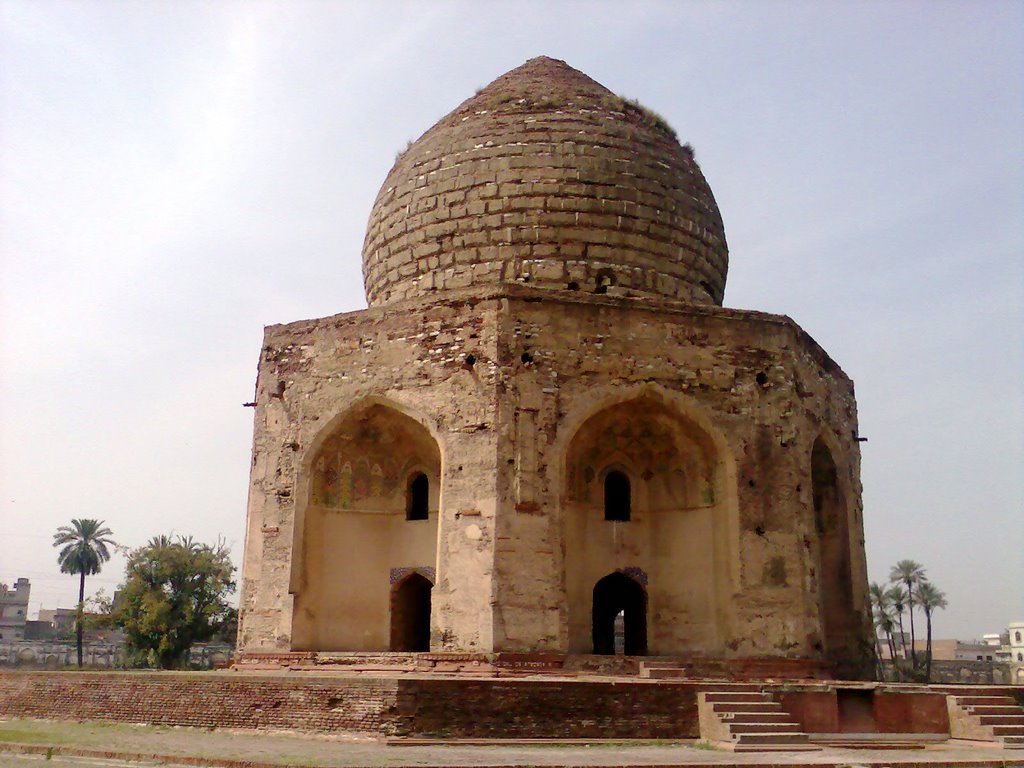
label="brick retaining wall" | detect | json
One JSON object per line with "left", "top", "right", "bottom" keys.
{"left": 10, "top": 671, "right": 1012, "bottom": 739}
{"left": 0, "top": 671, "right": 701, "bottom": 738}
{"left": 395, "top": 678, "right": 700, "bottom": 738}
{"left": 0, "top": 672, "right": 400, "bottom": 734}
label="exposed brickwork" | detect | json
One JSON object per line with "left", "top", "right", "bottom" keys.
{"left": 0, "top": 671, "right": 707, "bottom": 738}
{"left": 0, "top": 672, "right": 400, "bottom": 734}
{"left": 362, "top": 57, "right": 728, "bottom": 307}
{"left": 7, "top": 671, "right": 1012, "bottom": 741}
{"left": 394, "top": 678, "right": 701, "bottom": 739}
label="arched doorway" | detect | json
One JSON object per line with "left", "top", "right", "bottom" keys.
{"left": 811, "top": 437, "right": 854, "bottom": 658}
{"left": 592, "top": 572, "right": 647, "bottom": 655}
{"left": 390, "top": 572, "right": 432, "bottom": 651}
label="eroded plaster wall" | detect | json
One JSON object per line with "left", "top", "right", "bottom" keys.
{"left": 239, "top": 285, "right": 871, "bottom": 675}
{"left": 488, "top": 289, "right": 869, "bottom": 670}
{"left": 239, "top": 295, "right": 503, "bottom": 654}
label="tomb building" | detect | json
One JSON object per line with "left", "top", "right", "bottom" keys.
{"left": 237, "top": 56, "right": 872, "bottom": 678}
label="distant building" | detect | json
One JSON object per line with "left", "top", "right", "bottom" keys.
{"left": 1009, "top": 622, "right": 1024, "bottom": 687}
{"left": 36, "top": 608, "right": 77, "bottom": 634}
{"left": 955, "top": 640, "right": 1001, "bottom": 662}
{"left": 0, "top": 579, "right": 30, "bottom": 641}
{"left": 1010, "top": 622, "right": 1024, "bottom": 662}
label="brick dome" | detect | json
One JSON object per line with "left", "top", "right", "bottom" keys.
{"left": 362, "top": 57, "right": 728, "bottom": 307}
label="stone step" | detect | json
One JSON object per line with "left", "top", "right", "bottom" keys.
{"left": 955, "top": 695, "right": 1016, "bottom": 705}
{"left": 979, "top": 714, "right": 1024, "bottom": 726}
{"left": 721, "top": 712, "right": 796, "bottom": 724}
{"left": 703, "top": 691, "right": 771, "bottom": 703}
{"left": 967, "top": 705, "right": 1023, "bottom": 716}
{"left": 728, "top": 722, "right": 801, "bottom": 734}
{"left": 733, "top": 743, "right": 822, "bottom": 753}
{"left": 991, "top": 729, "right": 1024, "bottom": 741}
{"left": 734, "top": 732, "right": 812, "bottom": 745}
{"left": 641, "top": 667, "right": 690, "bottom": 679}
{"left": 712, "top": 702, "right": 784, "bottom": 714}
{"left": 1002, "top": 735, "right": 1024, "bottom": 748}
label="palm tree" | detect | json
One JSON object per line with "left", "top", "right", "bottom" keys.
{"left": 915, "top": 582, "right": 948, "bottom": 682}
{"left": 53, "top": 519, "right": 116, "bottom": 668}
{"left": 890, "top": 560, "right": 927, "bottom": 669}
{"left": 886, "top": 584, "right": 909, "bottom": 661}
{"left": 868, "top": 582, "right": 895, "bottom": 678}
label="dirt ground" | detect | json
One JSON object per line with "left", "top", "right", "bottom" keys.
{"left": 1, "top": 718, "right": 1022, "bottom": 768}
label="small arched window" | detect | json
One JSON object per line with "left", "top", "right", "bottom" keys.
{"left": 406, "top": 473, "right": 429, "bottom": 520}
{"left": 604, "top": 471, "right": 631, "bottom": 521}
{"left": 1016, "top": 631, "right": 1022, "bottom": 643}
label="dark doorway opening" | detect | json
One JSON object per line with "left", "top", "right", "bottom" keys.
{"left": 592, "top": 572, "right": 647, "bottom": 655}
{"left": 811, "top": 438, "right": 853, "bottom": 660}
{"left": 837, "top": 688, "right": 877, "bottom": 733}
{"left": 390, "top": 573, "right": 432, "bottom": 651}
{"left": 604, "top": 470, "right": 631, "bottom": 521}
{"left": 406, "top": 473, "right": 429, "bottom": 520}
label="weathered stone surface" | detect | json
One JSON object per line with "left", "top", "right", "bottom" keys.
{"left": 362, "top": 57, "right": 728, "bottom": 307}
{"left": 238, "top": 57, "right": 872, "bottom": 680}
{"left": 238, "top": 284, "right": 870, "bottom": 676}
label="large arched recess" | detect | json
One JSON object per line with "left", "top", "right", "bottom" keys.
{"left": 559, "top": 389, "right": 738, "bottom": 655}
{"left": 290, "top": 401, "right": 441, "bottom": 651}
{"left": 810, "top": 434, "right": 856, "bottom": 664}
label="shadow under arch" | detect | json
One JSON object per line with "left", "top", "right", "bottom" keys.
{"left": 592, "top": 571, "right": 647, "bottom": 655}
{"left": 810, "top": 432, "right": 856, "bottom": 664}
{"left": 390, "top": 570, "right": 433, "bottom": 652}
{"left": 556, "top": 384, "right": 739, "bottom": 656}
{"left": 289, "top": 397, "right": 442, "bottom": 652}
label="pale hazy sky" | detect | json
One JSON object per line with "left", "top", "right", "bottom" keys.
{"left": 1, "top": 1, "right": 1021, "bottom": 641}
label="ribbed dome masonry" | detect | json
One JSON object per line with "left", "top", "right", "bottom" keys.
{"left": 361, "top": 57, "right": 729, "bottom": 307}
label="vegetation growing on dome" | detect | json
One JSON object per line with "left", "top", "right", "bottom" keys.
{"left": 617, "top": 96, "right": 678, "bottom": 140}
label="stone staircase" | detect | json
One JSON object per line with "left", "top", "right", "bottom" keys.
{"left": 697, "top": 690, "right": 819, "bottom": 752}
{"left": 947, "top": 693, "right": 1024, "bottom": 749}
{"left": 638, "top": 660, "right": 690, "bottom": 679}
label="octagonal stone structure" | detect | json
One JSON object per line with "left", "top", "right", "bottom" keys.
{"left": 239, "top": 58, "right": 873, "bottom": 680}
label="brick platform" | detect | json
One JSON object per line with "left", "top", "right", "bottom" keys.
{"left": 3, "top": 670, "right": 1022, "bottom": 741}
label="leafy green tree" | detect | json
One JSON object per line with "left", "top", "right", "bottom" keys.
{"left": 83, "top": 589, "right": 116, "bottom": 633}
{"left": 890, "top": 560, "right": 926, "bottom": 669}
{"left": 214, "top": 606, "right": 239, "bottom": 646}
{"left": 915, "top": 581, "right": 948, "bottom": 682}
{"left": 53, "top": 519, "right": 116, "bottom": 668}
{"left": 115, "top": 535, "right": 236, "bottom": 668}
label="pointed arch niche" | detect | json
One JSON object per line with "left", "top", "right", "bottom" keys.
{"left": 810, "top": 435, "right": 855, "bottom": 661}
{"left": 563, "top": 395, "right": 734, "bottom": 655}
{"left": 291, "top": 402, "right": 440, "bottom": 651}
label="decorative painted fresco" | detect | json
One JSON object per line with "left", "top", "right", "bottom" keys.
{"left": 309, "top": 412, "right": 438, "bottom": 509}
{"left": 568, "top": 411, "right": 715, "bottom": 508}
